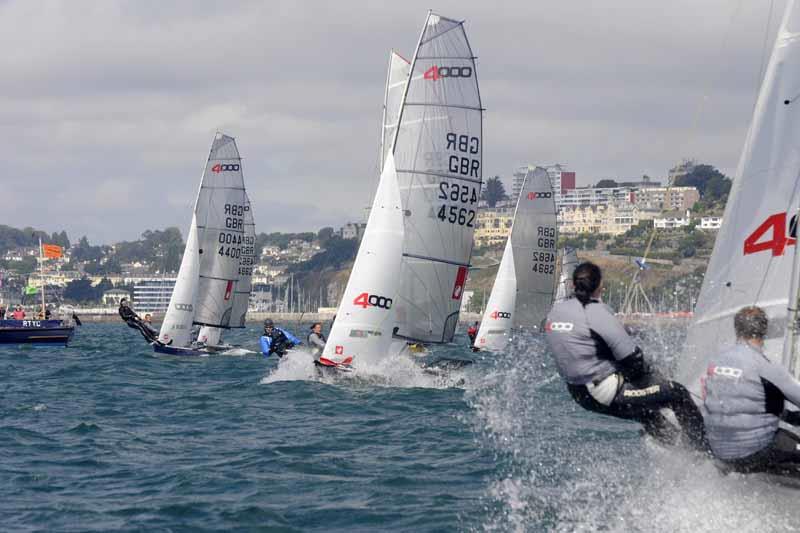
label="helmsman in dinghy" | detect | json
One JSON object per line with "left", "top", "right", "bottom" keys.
{"left": 704, "top": 306, "right": 800, "bottom": 473}
{"left": 545, "top": 262, "right": 707, "bottom": 449}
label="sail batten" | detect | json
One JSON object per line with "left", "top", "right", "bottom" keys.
{"left": 391, "top": 11, "right": 483, "bottom": 344}
{"left": 473, "top": 168, "right": 557, "bottom": 350}
{"left": 158, "top": 133, "right": 252, "bottom": 347}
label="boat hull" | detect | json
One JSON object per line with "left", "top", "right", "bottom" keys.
{"left": 0, "top": 320, "right": 75, "bottom": 345}
{"left": 153, "top": 344, "right": 209, "bottom": 356}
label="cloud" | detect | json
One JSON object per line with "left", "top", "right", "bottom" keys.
{"left": 0, "top": 0, "right": 787, "bottom": 243}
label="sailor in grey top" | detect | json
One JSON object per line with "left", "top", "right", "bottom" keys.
{"left": 545, "top": 262, "right": 707, "bottom": 449}
{"left": 307, "top": 322, "right": 327, "bottom": 362}
{"left": 703, "top": 306, "right": 800, "bottom": 471}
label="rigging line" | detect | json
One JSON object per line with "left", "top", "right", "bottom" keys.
{"left": 756, "top": 0, "right": 777, "bottom": 110}
{"left": 624, "top": 0, "right": 747, "bottom": 314}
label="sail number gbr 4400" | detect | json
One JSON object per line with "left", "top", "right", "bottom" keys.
{"left": 435, "top": 133, "right": 480, "bottom": 228}
{"left": 217, "top": 203, "right": 252, "bottom": 261}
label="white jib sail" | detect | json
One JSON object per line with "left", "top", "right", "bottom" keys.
{"left": 198, "top": 194, "right": 255, "bottom": 346}
{"left": 511, "top": 167, "right": 558, "bottom": 328}
{"left": 679, "top": 0, "right": 800, "bottom": 392}
{"left": 554, "top": 248, "right": 578, "bottom": 303}
{"left": 322, "top": 153, "right": 405, "bottom": 365}
{"left": 194, "top": 133, "right": 247, "bottom": 329}
{"left": 474, "top": 239, "right": 516, "bottom": 351}
{"left": 391, "top": 12, "right": 483, "bottom": 345}
{"left": 159, "top": 214, "right": 201, "bottom": 346}
{"left": 381, "top": 51, "right": 411, "bottom": 172}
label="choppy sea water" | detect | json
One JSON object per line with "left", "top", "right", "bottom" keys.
{"left": 2, "top": 322, "right": 799, "bottom": 532}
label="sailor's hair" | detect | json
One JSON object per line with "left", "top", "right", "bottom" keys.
{"left": 734, "top": 306, "right": 768, "bottom": 340}
{"left": 310, "top": 322, "right": 322, "bottom": 330}
{"left": 573, "top": 262, "right": 602, "bottom": 305}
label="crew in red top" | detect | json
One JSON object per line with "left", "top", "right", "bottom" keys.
{"left": 11, "top": 306, "right": 25, "bottom": 320}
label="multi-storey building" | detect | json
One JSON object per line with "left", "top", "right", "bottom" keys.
{"left": 560, "top": 204, "right": 658, "bottom": 236}
{"left": 633, "top": 187, "right": 700, "bottom": 211}
{"left": 558, "top": 187, "right": 635, "bottom": 210}
{"left": 473, "top": 206, "right": 514, "bottom": 247}
{"left": 133, "top": 278, "right": 176, "bottom": 314}
{"left": 512, "top": 164, "right": 575, "bottom": 203}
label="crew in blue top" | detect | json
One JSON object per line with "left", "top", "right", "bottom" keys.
{"left": 260, "top": 318, "right": 301, "bottom": 358}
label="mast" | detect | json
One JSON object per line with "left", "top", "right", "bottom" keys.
{"left": 783, "top": 206, "right": 800, "bottom": 376}
{"left": 38, "top": 237, "right": 45, "bottom": 317}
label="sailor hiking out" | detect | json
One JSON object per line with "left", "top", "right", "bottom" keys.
{"left": 704, "top": 306, "right": 800, "bottom": 473}
{"left": 545, "top": 262, "right": 707, "bottom": 449}
{"left": 119, "top": 298, "right": 164, "bottom": 346}
{"left": 260, "top": 318, "right": 301, "bottom": 358}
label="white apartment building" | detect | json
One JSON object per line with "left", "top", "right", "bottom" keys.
{"left": 654, "top": 210, "right": 691, "bottom": 229}
{"left": 700, "top": 216, "right": 723, "bottom": 230}
{"left": 133, "top": 279, "right": 176, "bottom": 314}
{"left": 512, "top": 164, "right": 574, "bottom": 204}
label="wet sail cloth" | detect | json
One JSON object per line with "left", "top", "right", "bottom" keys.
{"left": 678, "top": 1, "right": 800, "bottom": 392}
{"left": 474, "top": 168, "right": 557, "bottom": 350}
{"left": 392, "top": 12, "right": 483, "bottom": 345}
{"left": 159, "top": 133, "right": 248, "bottom": 349}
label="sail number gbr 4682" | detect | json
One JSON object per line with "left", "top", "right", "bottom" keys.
{"left": 436, "top": 132, "right": 480, "bottom": 228}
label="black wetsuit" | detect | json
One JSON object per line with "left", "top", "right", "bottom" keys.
{"left": 545, "top": 297, "right": 707, "bottom": 449}
{"left": 119, "top": 305, "right": 159, "bottom": 344}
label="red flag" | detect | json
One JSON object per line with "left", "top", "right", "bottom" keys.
{"left": 42, "top": 244, "right": 63, "bottom": 259}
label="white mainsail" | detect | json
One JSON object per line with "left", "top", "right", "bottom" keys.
{"left": 322, "top": 154, "right": 404, "bottom": 364}
{"left": 511, "top": 167, "right": 558, "bottom": 328}
{"left": 392, "top": 12, "right": 483, "bottom": 345}
{"left": 473, "top": 167, "right": 557, "bottom": 350}
{"left": 158, "top": 133, "right": 248, "bottom": 348}
{"left": 679, "top": 1, "right": 800, "bottom": 392}
{"left": 554, "top": 248, "right": 578, "bottom": 303}
{"left": 197, "top": 194, "right": 255, "bottom": 346}
{"left": 381, "top": 51, "right": 411, "bottom": 172}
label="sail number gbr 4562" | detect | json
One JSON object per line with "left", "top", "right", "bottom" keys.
{"left": 436, "top": 133, "right": 480, "bottom": 228}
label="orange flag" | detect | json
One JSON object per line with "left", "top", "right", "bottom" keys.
{"left": 42, "top": 244, "right": 63, "bottom": 259}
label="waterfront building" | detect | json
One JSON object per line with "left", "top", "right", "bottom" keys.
{"left": 133, "top": 278, "right": 176, "bottom": 314}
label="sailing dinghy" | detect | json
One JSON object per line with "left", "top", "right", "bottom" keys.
{"left": 678, "top": 0, "right": 800, "bottom": 478}
{"left": 473, "top": 168, "right": 557, "bottom": 351}
{"left": 156, "top": 133, "right": 254, "bottom": 356}
{"left": 322, "top": 12, "right": 483, "bottom": 370}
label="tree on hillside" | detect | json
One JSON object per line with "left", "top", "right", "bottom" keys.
{"left": 596, "top": 179, "right": 619, "bottom": 188}
{"left": 481, "top": 176, "right": 509, "bottom": 207}
{"left": 674, "top": 164, "right": 732, "bottom": 205}
{"left": 317, "top": 227, "right": 335, "bottom": 246}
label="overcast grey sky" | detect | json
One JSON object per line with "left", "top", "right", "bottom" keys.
{"left": 0, "top": 0, "right": 786, "bottom": 243}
